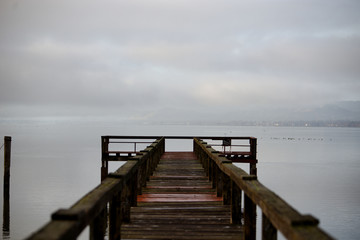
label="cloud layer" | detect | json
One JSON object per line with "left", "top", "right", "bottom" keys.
{"left": 1, "top": 0, "right": 359, "bottom": 120}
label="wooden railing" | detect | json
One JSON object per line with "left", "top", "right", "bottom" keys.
{"left": 199, "top": 136, "right": 258, "bottom": 175}
{"left": 26, "top": 136, "right": 333, "bottom": 240}
{"left": 101, "top": 136, "right": 163, "bottom": 181}
{"left": 193, "top": 138, "right": 334, "bottom": 240}
{"left": 26, "top": 137, "right": 165, "bottom": 240}
{"left": 101, "top": 136, "right": 258, "bottom": 180}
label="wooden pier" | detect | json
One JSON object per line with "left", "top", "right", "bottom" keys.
{"left": 26, "top": 136, "right": 334, "bottom": 240}
{"left": 122, "top": 152, "right": 242, "bottom": 239}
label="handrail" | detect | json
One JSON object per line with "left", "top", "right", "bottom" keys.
{"left": 26, "top": 136, "right": 332, "bottom": 240}
{"left": 26, "top": 137, "right": 165, "bottom": 240}
{"left": 101, "top": 136, "right": 258, "bottom": 178}
{"left": 193, "top": 138, "right": 334, "bottom": 240}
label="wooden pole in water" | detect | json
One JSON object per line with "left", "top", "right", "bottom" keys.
{"left": 3, "top": 136, "right": 11, "bottom": 195}
{"left": 3, "top": 136, "right": 11, "bottom": 235}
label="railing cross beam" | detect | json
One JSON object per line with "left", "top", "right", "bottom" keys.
{"left": 26, "top": 136, "right": 333, "bottom": 240}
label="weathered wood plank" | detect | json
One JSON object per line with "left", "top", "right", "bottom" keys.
{"left": 137, "top": 201, "right": 224, "bottom": 207}
{"left": 147, "top": 180, "right": 211, "bottom": 185}
{"left": 138, "top": 194, "right": 223, "bottom": 202}
{"left": 130, "top": 205, "right": 230, "bottom": 213}
{"left": 193, "top": 138, "right": 334, "bottom": 240}
{"left": 121, "top": 151, "right": 243, "bottom": 239}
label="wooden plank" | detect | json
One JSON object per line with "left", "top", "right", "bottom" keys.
{"left": 137, "top": 201, "right": 224, "bottom": 207}
{"left": 138, "top": 194, "right": 223, "bottom": 202}
{"left": 121, "top": 151, "right": 243, "bottom": 240}
{"left": 150, "top": 175, "right": 208, "bottom": 180}
{"left": 122, "top": 224, "right": 242, "bottom": 232}
{"left": 131, "top": 205, "right": 231, "bottom": 213}
{"left": 193, "top": 139, "right": 334, "bottom": 240}
{"left": 142, "top": 188, "right": 215, "bottom": 194}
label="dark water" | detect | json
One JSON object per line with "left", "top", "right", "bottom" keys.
{"left": 0, "top": 120, "right": 359, "bottom": 239}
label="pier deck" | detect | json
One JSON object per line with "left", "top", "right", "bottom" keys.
{"left": 26, "top": 136, "right": 334, "bottom": 240}
{"left": 121, "top": 152, "right": 243, "bottom": 240}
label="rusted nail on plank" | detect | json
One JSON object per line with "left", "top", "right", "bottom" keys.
{"left": 52, "top": 209, "right": 85, "bottom": 221}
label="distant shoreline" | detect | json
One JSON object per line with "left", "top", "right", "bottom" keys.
{"left": 152, "top": 120, "right": 360, "bottom": 128}
{"left": 0, "top": 118, "right": 359, "bottom": 128}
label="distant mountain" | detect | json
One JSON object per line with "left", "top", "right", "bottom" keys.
{"left": 300, "top": 101, "right": 360, "bottom": 121}
{"left": 136, "top": 101, "right": 360, "bottom": 126}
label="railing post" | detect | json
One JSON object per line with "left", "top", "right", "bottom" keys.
{"left": 222, "top": 172, "right": 231, "bottom": 205}
{"left": 101, "top": 136, "right": 109, "bottom": 181}
{"left": 249, "top": 138, "right": 257, "bottom": 176}
{"left": 216, "top": 166, "right": 223, "bottom": 197}
{"left": 142, "top": 151, "right": 151, "bottom": 181}
{"left": 231, "top": 181, "right": 242, "bottom": 224}
{"left": 262, "top": 212, "right": 277, "bottom": 240}
{"left": 109, "top": 192, "right": 122, "bottom": 240}
{"left": 137, "top": 157, "right": 145, "bottom": 195}
{"left": 244, "top": 193, "right": 256, "bottom": 240}
{"left": 149, "top": 152, "right": 156, "bottom": 177}
{"left": 206, "top": 155, "right": 210, "bottom": 177}
{"left": 101, "top": 161, "right": 108, "bottom": 182}
{"left": 211, "top": 161, "right": 216, "bottom": 187}
{"left": 130, "top": 170, "right": 138, "bottom": 207}
{"left": 90, "top": 207, "right": 107, "bottom": 240}
{"left": 121, "top": 184, "right": 131, "bottom": 223}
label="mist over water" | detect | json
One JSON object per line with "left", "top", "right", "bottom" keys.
{"left": 0, "top": 120, "right": 359, "bottom": 239}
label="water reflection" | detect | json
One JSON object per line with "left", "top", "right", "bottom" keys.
{"left": 2, "top": 136, "right": 11, "bottom": 239}
{"left": 0, "top": 122, "right": 359, "bottom": 239}
{"left": 3, "top": 185, "right": 10, "bottom": 239}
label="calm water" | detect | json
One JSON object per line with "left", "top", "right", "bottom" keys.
{"left": 0, "top": 120, "right": 359, "bottom": 239}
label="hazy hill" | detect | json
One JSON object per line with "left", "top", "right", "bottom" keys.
{"left": 143, "top": 101, "right": 360, "bottom": 126}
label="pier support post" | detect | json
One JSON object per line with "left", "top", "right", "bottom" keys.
{"left": 216, "top": 166, "right": 223, "bottom": 197}
{"left": 3, "top": 136, "right": 11, "bottom": 236}
{"left": 222, "top": 173, "right": 231, "bottom": 205}
{"left": 231, "top": 181, "right": 242, "bottom": 224}
{"left": 90, "top": 207, "right": 107, "bottom": 240}
{"left": 262, "top": 212, "right": 277, "bottom": 240}
{"left": 101, "top": 160, "right": 108, "bottom": 182}
{"left": 109, "top": 192, "right": 122, "bottom": 240}
{"left": 244, "top": 193, "right": 256, "bottom": 240}
{"left": 121, "top": 184, "right": 131, "bottom": 223}
{"left": 250, "top": 138, "right": 257, "bottom": 176}
{"left": 101, "top": 136, "right": 109, "bottom": 181}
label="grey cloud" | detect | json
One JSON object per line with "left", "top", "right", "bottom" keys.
{"left": 1, "top": 0, "right": 359, "bottom": 120}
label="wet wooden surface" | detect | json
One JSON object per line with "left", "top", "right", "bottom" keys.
{"left": 121, "top": 152, "right": 243, "bottom": 240}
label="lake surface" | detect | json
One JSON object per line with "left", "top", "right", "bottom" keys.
{"left": 0, "top": 120, "right": 359, "bottom": 239}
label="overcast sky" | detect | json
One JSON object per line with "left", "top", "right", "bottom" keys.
{"left": 1, "top": 0, "right": 359, "bottom": 121}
